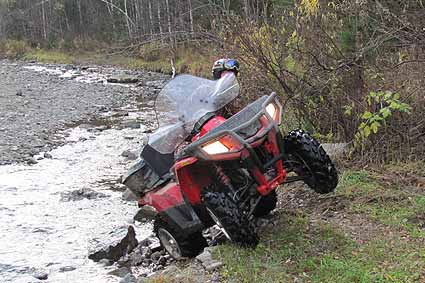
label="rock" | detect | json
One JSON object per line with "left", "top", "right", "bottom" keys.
{"left": 138, "top": 238, "right": 152, "bottom": 247}
{"left": 129, "top": 251, "right": 144, "bottom": 266}
{"left": 204, "top": 261, "right": 223, "bottom": 271}
{"left": 196, "top": 250, "right": 212, "bottom": 263}
{"left": 121, "top": 121, "right": 141, "bottom": 129}
{"left": 59, "top": 266, "right": 76, "bottom": 272}
{"left": 107, "top": 75, "right": 139, "bottom": 84}
{"left": 107, "top": 267, "right": 132, "bottom": 278}
{"left": 27, "top": 157, "right": 38, "bottom": 165}
{"left": 151, "top": 251, "right": 162, "bottom": 261}
{"left": 134, "top": 206, "right": 157, "bottom": 222}
{"left": 122, "top": 188, "right": 138, "bottom": 201}
{"left": 139, "top": 246, "right": 152, "bottom": 258}
{"left": 33, "top": 271, "right": 48, "bottom": 280}
{"left": 157, "top": 256, "right": 167, "bottom": 266}
{"left": 117, "top": 254, "right": 131, "bottom": 267}
{"left": 88, "top": 226, "right": 138, "bottom": 262}
{"left": 16, "top": 90, "right": 23, "bottom": 96}
{"left": 160, "top": 265, "right": 179, "bottom": 276}
{"left": 60, "top": 188, "right": 109, "bottom": 202}
{"left": 43, "top": 152, "right": 53, "bottom": 159}
{"left": 141, "top": 259, "right": 151, "bottom": 267}
{"left": 196, "top": 248, "right": 223, "bottom": 271}
{"left": 121, "top": 150, "right": 138, "bottom": 160}
{"left": 99, "top": 259, "right": 113, "bottom": 266}
{"left": 120, "top": 273, "right": 137, "bottom": 283}
{"left": 94, "top": 125, "right": 110, "bottom": 131}
{"left": 322, "top": 143, "right": 349, "bottom": 158}
{"left": 149, "top": 240, "right": 162, "bottom": 253}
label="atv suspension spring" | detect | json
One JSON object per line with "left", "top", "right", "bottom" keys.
{"left": 214, "top": 166, "right": 238, "bottom": 201}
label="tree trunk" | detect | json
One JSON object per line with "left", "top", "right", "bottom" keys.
{"left": 165, "top": 0, "right": 173, "bottom": 47}
{"left": 124, "top": 0, "right": 132, "bottom": 38}
{"left": 106, "top": 0, "right": 116, "bottom": 35}
{"left": 157, "top": 1, "right": 164, "bottom": 42}
{"left": 148, "top": 0, "right": 154, "bottom": 35}
{"left": 188, "top": 0, "right": 194, "bottom": 33}
{"left": 41, "top": 0, "right": 47, "bottom": 40}
{"left": 77, "top": 0, "right": 83, "bottom": 34}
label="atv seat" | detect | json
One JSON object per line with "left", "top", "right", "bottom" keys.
{"left": 141, "top": 144, "right": 175, "bottom": 177}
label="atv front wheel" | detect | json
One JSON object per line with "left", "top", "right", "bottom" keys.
{"left": 252, "top": 190, "right": 277, "bottom": 217}
{"left": 202, "top": 191, "right": 258, "bottom": 247}
{"left": 153, "top": 217, "right": 207, "bottom": 259}
{"left": 284, "top": 129, "right": 338, "bottom": 194}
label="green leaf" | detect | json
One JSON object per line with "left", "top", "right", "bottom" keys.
{"left": 393, "top": 92, "right": 400, "bottom": 100}
{"left": 384, "top": 91, "right": 393, "bottom": 101}
{"left": 363, "top": 125, "right": 371, "bottom": 137}
{"left": 371, "top": 122, "right": 380, "bottom": 134}
{"left": 362, "top": 111, "right": 372, "bottom": 120}
{"left": 389, "top": 101, "right": 400, "bottom": 110}
{"left": 343, "top": 105, "right": 352, "bottom": 116}
{"left": 380, "top": 108, "right": 392, "bottom": 118}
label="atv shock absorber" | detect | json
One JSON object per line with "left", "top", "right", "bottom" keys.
{"left": 214, "top": 166, "right": 239, "bottom": 202}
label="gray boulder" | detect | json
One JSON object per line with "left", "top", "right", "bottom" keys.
{"left": 60, "top": 188, "right": 109, "bottom": 202}
{"left": 107, "top": 267, "right": 132, "bottom": 278}
{"left": 122, "top": 188, "right": 138, "bottom": 202}
{"left": 89, "top": 226, "right": 138, "bottom": 262}
{"left": 107, "top": 75, "right": 139, "bottom": 84}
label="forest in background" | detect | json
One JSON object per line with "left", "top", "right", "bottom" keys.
{"left": 0, "top": 0, "right": 424, "bottom": 163}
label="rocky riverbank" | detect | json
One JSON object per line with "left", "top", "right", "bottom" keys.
{"left": 0, "top": 59, "right": 172, "bottom": 282}
{"left": 0, "top": 59, "right": 168, "bottom": 165}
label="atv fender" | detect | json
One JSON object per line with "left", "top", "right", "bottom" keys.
{"left": 140, "top": 182, "right": 203, "bottom": 234}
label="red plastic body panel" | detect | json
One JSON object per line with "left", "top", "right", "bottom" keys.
{"left": 138, "top": 182, "right": 184, "bottom": 212}
{"left": 175, "top": 159, "right": 212, "bottom": 205}
{"left": 192, "top": 116, "right": 227, "bottom": 142}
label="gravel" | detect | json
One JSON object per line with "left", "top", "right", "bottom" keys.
{"left": 0, "top": 59, "right": 168, "bottom": 165}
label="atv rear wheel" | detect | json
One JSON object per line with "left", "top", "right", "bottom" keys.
{"left": 284, "top": 129, "right": 338, "bottom": 194}
{"left": 154, "top": 217, "right": 207, "bottom": 259}
{"left": 253, "top": 190, "right": 277, "bottom": 217}
{"left": 202, "top": 191, "right": 258, "bottom": 247}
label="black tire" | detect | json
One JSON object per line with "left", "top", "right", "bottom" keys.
{"left": 202, "top": 191, "right": 259, "bottom": 247}
{"left": 252, "top": 190, "right": 278, "bottom": 217}
{"left": 284, "top": 129, "right": 338, "bottom": 194}
{"left": 153, "top": 216, "right": 207, "bottom": 259}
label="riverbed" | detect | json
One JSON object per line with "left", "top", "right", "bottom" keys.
{"left": 0, "top": 60, "right": 168, "bottom": 282}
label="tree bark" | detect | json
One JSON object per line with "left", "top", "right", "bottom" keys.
{"left": 157, "top": 1, "right": 164, "bottom": 42}
{"left": 41, "top": 0, "right": 47, "bottom": 40}
{"left": 124, "top": 0, "right": 132, "bottom": 38}
{"left": 106, "top": 0, "right": 116, "bottom": 35}
{"left": 148, "top": 0, "right": 154, "bottom": 35}
{"left": 188, "top": 0, "right": 194, "bottom": 33}
{"left": 165, "top": 0, "right": 172, "bottom": 46}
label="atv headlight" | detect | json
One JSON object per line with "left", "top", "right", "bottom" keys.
{"left": 202, "top": 140, "right": 230, "bottom": 155}
{"left": 266, "top": 103, "right": 277, "bottom": 119}
{"left": 265, "top": 102, "right": 282, "bottom": 124}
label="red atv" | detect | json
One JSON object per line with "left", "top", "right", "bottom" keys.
{"left": 123, "top": 72, "right": 338, "bottom": 259}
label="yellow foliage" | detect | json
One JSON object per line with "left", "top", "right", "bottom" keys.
{"left": 299, "top": 0, "right": 319, "bottom": 16}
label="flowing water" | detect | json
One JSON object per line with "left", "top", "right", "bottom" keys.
{"left": 0, "top": 123, "right": 152, "bottom": 283}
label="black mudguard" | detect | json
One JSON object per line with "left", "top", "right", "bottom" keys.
{"left": 159, "top": 202, "right": 204, "bottom": 235}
